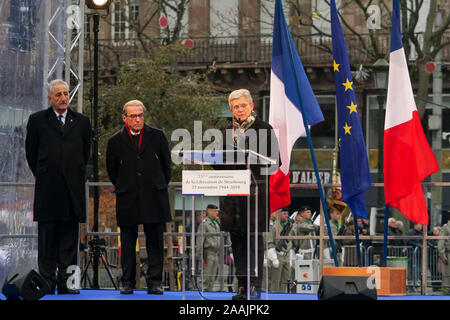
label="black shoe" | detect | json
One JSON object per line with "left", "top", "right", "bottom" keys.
{"left": 57, "top": 287, "right": 80, "bottom": 295}
{"left": 147, "top": 283, "right": 163, "bottom": 295}
{"left": 120, "top": 285, "right": 134, "bottom": 294}
{"left": 232, "top": 286, "right": 247, "bottom": 300}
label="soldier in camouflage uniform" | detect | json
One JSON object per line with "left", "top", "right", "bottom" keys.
{"left": 266, "top": 208, "right": 292, "bottom": 292}
{"left": 291, "top": 206, "right": 319, "bottom": 260}
{"left": 196, "top": 204, "right": 222, "bottom": 291}
{"left": 438, "top": 218, "right": 450, "bottom": 295}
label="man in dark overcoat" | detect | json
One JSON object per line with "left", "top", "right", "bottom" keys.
{"left": 25, "top": 79, "right": 92, "bottom": 294}
{"left": 106, "top": 99, "right": 172, "bottom": 294}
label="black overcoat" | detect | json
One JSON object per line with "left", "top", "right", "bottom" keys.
{"left": 25, "top": 107, "right": 92, "bottom": 222}
{"left": 106, "top": 124, "right": 172, "bottom": 226}
{"left": 218, "top": 118, "right": 280, "bottom": 233}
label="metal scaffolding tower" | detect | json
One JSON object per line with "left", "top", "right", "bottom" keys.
{"left": 44, "top": 0, "right": 85, "bottom": 112}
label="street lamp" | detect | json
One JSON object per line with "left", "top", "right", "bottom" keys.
{"left": 86, "top": 0, "right": 111, "bottom": 9}
{"left": 86, "top": 0, "right": 111, "bottom": 289}
{"left": 373, "top": 57, "right": 389, "bottom": 235}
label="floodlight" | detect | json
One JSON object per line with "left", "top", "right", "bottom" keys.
{"left": 86, "top": 0, "right": 111, "bottom": 10}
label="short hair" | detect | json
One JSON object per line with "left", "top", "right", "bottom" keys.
{"left": 122, "top": 99, "right": 147, "bottom": 115}
{"left": 228, "top": 89, "right": 253, "bottom": 107}
{"left": 298, "top": 206, "right": 311, "bottom": 213}
{"left": 48, "top": 79, "right": 69, "bottom": 95}
{"left": 206, "top": 204, "right": 218, "bottom": 210}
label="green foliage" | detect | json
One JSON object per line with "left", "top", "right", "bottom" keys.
{"left": 86, "top": 44, "right": 229, "bottom": 181}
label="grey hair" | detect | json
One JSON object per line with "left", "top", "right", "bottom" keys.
{"left": 122, "top": 99, "right": 147, "bottom": 115}
{"left": 48, "top": 79, "right": 69, "bottom": 95}
{"left": 228, "top": 89, "right": 253, "bottom": 107}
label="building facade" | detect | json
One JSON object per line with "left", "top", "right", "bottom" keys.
{"left": 85, "top": 0, "right": 450, "bottom": 227}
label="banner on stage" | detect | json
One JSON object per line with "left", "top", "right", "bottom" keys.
{"left": 182, "top": 170, "right": 250, "bottom": 196}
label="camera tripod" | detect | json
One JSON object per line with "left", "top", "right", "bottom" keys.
{"left": 81, "top": 242, "right": 118, "bottom": 290}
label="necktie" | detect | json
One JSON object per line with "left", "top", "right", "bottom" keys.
{"left": 58, "top": 114, "right": 65, "bottom": 127}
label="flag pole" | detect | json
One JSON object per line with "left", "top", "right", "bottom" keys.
{"left": 352, "top": 214, "right": 362, "bottom": 266}
{"left": 382, "top": 205, "right": 389, "bottom": 267}
{"left": 284, "top": 32, "right": 339, "bottom": 268}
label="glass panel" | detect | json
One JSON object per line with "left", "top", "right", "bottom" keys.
{"left": 0, "top": 0, "right": 49, "bottom": 287}
{"left": 179, "top": 149, "right": 271, "bottom": 299}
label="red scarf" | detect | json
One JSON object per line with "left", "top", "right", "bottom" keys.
{"left": 125, "top": 124, "right": 143, "bottom": 150}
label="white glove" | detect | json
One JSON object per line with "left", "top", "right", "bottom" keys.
{"left": 267, "top": 248, "right": 279, "bottom": 268}
{"left": 267, "top": 248, "right": 277, "bottom": 260}
{"left": 289, "top": 249, "right": 296, "bottom": 262}
{"left": 272, "top": 258, "right": 279, "bottom": 268}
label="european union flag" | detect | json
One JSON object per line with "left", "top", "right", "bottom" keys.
{"left": 330, "top": 0, "right": 371, "bottom": 219}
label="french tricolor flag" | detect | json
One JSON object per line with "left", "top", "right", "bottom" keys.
{"left": 269, "top": 0, "right": 324, "bottom": 213}
{"left": 384, "top": 0, "right": 439, "bottom": 225}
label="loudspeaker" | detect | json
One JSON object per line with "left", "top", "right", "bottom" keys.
{"left": 317, "top": 275, "right": 377, "bottom": 300}
{"left": 2, "top": 268, "right": 50, "bottom": 300}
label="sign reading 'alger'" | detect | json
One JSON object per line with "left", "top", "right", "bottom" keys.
{"left": 182, "top": 170, "right": 251, "bottom": 196}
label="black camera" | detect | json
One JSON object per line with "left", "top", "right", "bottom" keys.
{"left": 88, "top": 237, "right": 106, "bottom": 249}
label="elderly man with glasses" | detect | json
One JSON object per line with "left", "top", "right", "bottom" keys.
{"left": 106, "top": 99, "right": 172, "bottom": 295}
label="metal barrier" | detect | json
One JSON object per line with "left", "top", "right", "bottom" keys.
{"left": 364, "top": 245, "right": 443, "bottom": 290}
{"left": 341, "top": 245, "right": 367, "bottom": 267}
{"left": 2, "top": 181, "right": 450, "bottom": 295}
{"left": 79, "top": 232, "right": 234, "bottom": 291}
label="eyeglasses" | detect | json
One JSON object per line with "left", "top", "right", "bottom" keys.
{"left": 231, "top": 104, "right": 249, "bottom": 111}
{"left": 126, "top": 113, "right": 144, "bottom": 119}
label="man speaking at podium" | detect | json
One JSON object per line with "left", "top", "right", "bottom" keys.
{"left": 218, "top": 89, "right": 280, "bottom": 300}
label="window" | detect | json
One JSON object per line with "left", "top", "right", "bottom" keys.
{"left": 260, "top": 0, "right": 290, "bottom": 42}
{"left": 159, "top": 1, "right": 188, "bottom": 42}
{"left": 310, "top": 0, "right": 341, "bottom": 41}
{"left": 112, "top": 0, "right": 139, "bottom": 43}
{"left": 210, "top": 0, "right": 238, "bottom": 41}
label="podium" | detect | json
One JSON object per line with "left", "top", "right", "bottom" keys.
{"left": 175, "top": 149, "right": 277, "bottom": 299}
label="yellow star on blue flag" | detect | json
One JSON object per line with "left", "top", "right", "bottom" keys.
{"left": 346, "top": 101, "right": 358, "bottom": 114}
{"left": 342, "top": 78, "right": 353, "bottom": 91}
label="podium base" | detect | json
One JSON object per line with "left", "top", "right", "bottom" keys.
{"left": 322, "top": 267, "right": 406, "bottom": 296}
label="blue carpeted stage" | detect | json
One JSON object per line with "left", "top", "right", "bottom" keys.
{"left": 1, "top": 290, "right": 449, "bottom": 300}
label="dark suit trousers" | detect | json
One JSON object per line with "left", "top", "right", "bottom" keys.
{"left": 120, "top": 223, "right": 164, "bottom": 287}
{"left": 38, "top": 221, "right": 79, "bottom": 289}
{"left": 229, "top": 229, "right": 264, "bottom": 290}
